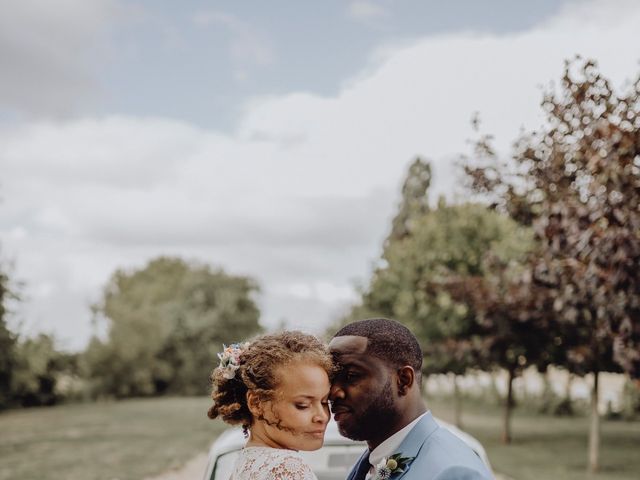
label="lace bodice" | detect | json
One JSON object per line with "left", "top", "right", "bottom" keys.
{"left": 229, "top": 446, "right": 318, "bottom": 480}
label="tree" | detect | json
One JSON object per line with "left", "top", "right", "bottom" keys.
{"left": 387, "top": 202, "right": 535, "bottom": 432}
{"left": 0, "top": 268, "right": 17, "bottom": 409}
{"left": 84, "top": 257, "right": 261, "bottom": 397}
{"left": 387, "top": 157, "right": 432, "bottom": 243}
{"left": 465, "top": 59, "right": 640, "bottom": 471}
{"left": 10, "top": 334, "right": 74, "bottom": 407}
{"left": 338, "top": 160, "right": 535, "bottom": 427}
{"left": 335, "top": 158, "right": 538, "bottom": 429}
{"left": 444, "top": 260, "right": 558, "bottom": 443}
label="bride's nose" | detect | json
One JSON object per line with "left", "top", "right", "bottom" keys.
{"left": 313, "top": 404, "right": 329, "bottom": 423}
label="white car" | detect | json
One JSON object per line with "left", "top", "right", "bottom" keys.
{"left": 202, "top": 417, "right": 492, "bottom": 480}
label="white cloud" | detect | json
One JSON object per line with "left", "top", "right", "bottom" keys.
{"left": 0, "top": 0, "right": 117, "bottom": 116}
{"left": 1, "top": 0, "right": 640, "bottom": 349}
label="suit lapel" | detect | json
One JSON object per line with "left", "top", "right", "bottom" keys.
{"left": 348, "top": 449, "right": 371, "bottom": 480}
{"left": 388, "top": 412, "right": 439, "bottom": 479}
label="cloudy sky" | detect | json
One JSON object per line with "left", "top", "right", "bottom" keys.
{"left": 1, "top": 0, "right": 639, "bottom": 351}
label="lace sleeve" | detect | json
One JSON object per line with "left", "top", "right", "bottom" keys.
{"left": 269, "top": 453, "right": 317, "bottom": 480}
{"left": 232, "top": 447, "right": 318, "bottom": 480}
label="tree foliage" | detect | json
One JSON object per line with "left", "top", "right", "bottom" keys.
{"left": 10, "top": 334, "right": 76, "bottom": 407}
{"left": 0, "top": 268, "right": 17, "bottom": 409}
{"left": 466, "top": 58, "right": 640, "bottom": 379}
{"left": 465, "top": 58, "right": 640, "bottom": 467}
{"left": 339, "top": 158, "right": 534, "bottom": 375}
{"left": 387, "top": 157, "right": 432, "bottom": 243}
{"left": 0, "top": 264, "right": 74, "bottom": 408}
{"left": 83, "top": 257, "right": 261, "bottom": 397}
{"left": 382, "top": 202, "right": 534, "bottom": 374}
{"left": 444, "top": 258, "right": 558, "bottom": 442}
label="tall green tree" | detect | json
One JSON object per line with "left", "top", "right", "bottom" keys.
{"left": 465, "top": 59, "right": 640, "bottom": 471}
{"left": 84, "top": 257, "right": 261, "bottom": 397}
{"left": 387, "top": 157, "right": 432, "bottom": 243}
{"left": 381, "top": 201, "right": 534, "bottom": 431}
{"left": 337, "top": 158, "right": 535, "bottom": 428}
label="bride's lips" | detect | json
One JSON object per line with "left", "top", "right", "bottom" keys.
{"left": 305, "top": 429, "right": 326, "bottom": 439}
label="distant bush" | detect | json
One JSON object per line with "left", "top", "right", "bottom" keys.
{"left": 620, "top": 378, "right": 640, "bottom": 420}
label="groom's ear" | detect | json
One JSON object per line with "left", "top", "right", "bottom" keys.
{"left": 396, "top": 366, "right": 415, "bottom": 396}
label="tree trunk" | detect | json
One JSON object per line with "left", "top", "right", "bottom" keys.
{"left": 502, "top": 368, "right": 514, "bottom": 444}
{"left": 453, "top": 374, "right": 463, "bottom": 429}
{"left": 565, "top": 372, "right": 573, "bottom": 401}
{"left": 588, "top": 370, "right": 600, "bottom": 473}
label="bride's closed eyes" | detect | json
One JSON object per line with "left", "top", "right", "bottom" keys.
{"left": 293, "top": 397, "right": 330, "bottom": 410}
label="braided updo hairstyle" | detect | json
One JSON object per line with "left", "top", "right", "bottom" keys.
{"left": 207, "top": 331, "right": 333, "bottom": 434}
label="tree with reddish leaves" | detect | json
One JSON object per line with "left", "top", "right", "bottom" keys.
{"left": 465, "top": 58, "right": 640, "bottom": 472}
{"left": 444, "top": 258, "right": 558, "bottom": 444}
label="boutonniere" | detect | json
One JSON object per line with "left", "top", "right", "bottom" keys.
{"left": 373, "top": 453, "right": 414, "bottom": 479}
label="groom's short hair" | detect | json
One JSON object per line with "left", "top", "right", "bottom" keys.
{"left": 333, "top": 318, "right": 423, "bottom": 373}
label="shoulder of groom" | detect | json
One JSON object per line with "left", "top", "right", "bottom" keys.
{"left": 432, "top": 465, "right": 493, "bottom": 480}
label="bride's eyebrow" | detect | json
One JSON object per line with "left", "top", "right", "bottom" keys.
{"left": 292, "top": 394, "right": 324, "bottom": 400}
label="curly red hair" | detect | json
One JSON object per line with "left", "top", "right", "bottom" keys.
{"left": 208, "top": 330, "right": 333, "bottom": 433}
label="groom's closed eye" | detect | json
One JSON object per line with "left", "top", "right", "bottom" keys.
{"left": 345, "top": 371, "right": 360, "bottom": 381}
{"left": 336, "top": 369, "right": 361, "bottom": 382}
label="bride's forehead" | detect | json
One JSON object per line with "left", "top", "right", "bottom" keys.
{"left": 275, "top": 362, "right": 329, "bottom": 385}
{"left": 274, "top": 367, "right": 330, "bottom": 397}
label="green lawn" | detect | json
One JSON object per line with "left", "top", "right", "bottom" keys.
{"left": 0, "top": 397, "right": 223, "bottom": 480}
{"left": 1, "top": 397, "right": 638, "bottom": 480}
{"left": 428, "top": 398, "right": 640, "bottom": 480}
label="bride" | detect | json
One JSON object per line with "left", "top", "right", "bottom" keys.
{"left": 208, "top": 331, "right": 333, "bottom": 479}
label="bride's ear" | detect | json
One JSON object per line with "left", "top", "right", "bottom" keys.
{"left": 246, "top": 390, "right": 263, "bottom": 417}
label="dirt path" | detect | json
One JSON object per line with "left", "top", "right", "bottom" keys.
{"left": 144, "top": 453, "right": 208, "bottom": 480}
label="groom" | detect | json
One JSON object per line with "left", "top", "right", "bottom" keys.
{"left": 329, "top": 318, "right": 493, "bottom": 480}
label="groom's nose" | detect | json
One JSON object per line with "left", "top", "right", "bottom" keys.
{"left": 329, "top": 382, "right": 345, "bottom": 401}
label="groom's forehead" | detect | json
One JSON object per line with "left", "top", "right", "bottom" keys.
{"left": 328, "top": 335, "right": 368, "bottom": 356}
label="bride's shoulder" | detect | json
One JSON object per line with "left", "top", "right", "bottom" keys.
{"left": 268, "top": 450, "right": 316, "bottom": 480}
{"left": 242, "top": 447, "right": 317, "bottom": 479}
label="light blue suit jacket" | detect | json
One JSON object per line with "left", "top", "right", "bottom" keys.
{"left": 346, "top": 412, "right": 493, "bottom": 480}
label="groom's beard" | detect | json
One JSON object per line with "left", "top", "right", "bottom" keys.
{"left": 339, "top": 378, "right": 398, "bottom": 441}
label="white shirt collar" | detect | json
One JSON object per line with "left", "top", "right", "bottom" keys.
{"left": 366, "top": 411, "right": 428, "bottom": 477}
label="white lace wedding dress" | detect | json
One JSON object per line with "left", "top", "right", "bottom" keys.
{"left": 229, "top": 446, "right": 318, "bottom": 480}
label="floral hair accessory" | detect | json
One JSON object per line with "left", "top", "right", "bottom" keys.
{"left": 217, "top": 342, "right": 250, "bottom": 379}
{"left": 373, "top": 453, "right": 414, "bottom": 480}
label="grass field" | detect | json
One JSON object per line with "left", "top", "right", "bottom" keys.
{"left": 0, "top": 397, "right": 224, "bottom": 480}
{"left": 1, "top": 396, "right": 638, "bottom": 480}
